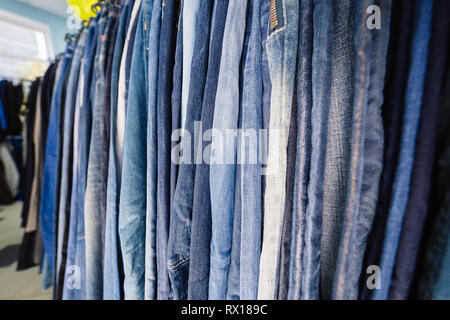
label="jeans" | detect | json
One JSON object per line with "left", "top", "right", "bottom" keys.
{"left": 180, "top": 0, "right": 201, "bottom": 132}
{"left": 55, "top": 32, "right": 86, "bottom": 298}
{"left": 258, "top": 0, "right": 299, "bottom": 300}
{"left": 156, "top": 0, "right": 181, "bottom": 300}
{"left": 319, "top": 0, "right": 354, "bottom": 300}
{"left": 238, "top": 0, "right": 263, "bottom": 301}
{"left": 145, "top": 0, "right": 162, "bottom": 300}
{"left": 360, "top": 0, "right": 415, "bottom": 301}
{"left": 62, "top": 20, "right": 98, "bottom": 299}
{"left": 104, "top": 0, "right": 133, "bottom": 300}
{"left": 83, "top": 7, "right": 110, "bottom": 300}
{"left": 209, "top": 0, "right": 248, "bottom": 300}
{"left": 39, "top": 44, "right": 74, "bottom": 278}
{"left": 390, "top": 0, "right": 450, "bottom": 300}
{"left": 167, "top": 0, "right": 214, "bottom": 300}
{"left": 287, "top": 0, "right": 313, "bottom": 301}
{"left": 372, "top": 0, "right": 432, "bottom": 300}
{"left": 187, "top": 0, "right": 230, "bottom": 300}
{"left": 119, "top": 0, "right": 153, "bottom": 300}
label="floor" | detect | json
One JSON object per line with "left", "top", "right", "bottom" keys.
{"left": 0, "top": 202, "right": 52, "bottom": 300}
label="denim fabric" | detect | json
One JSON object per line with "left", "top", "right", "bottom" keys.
{"left": 62, "top": 21, "right": 98, "bottom": 300}
{"left": 227, "top": 152, "right": 241, "bottom": 301}
{"left": 83, "top": 7, "right": 110, "bottom": 300}
{"left": 55, "top": 32, "right": 86, "bottom": 298}
{"left": 117, "top": 0, "right": 141, "bottom": 174}
{"left": 333, "top": 0, "right": 372, "bottom": 300}
{"left": 389, "top": 0, "right": 450, "bottom": 300}
{"left": 258, "top": 0, "right": 299, "bottom": 300}
{"left": 360, "top": 0, "right": 415, "bottom": 300}
{"left": 188, "top": 0, "right": 230, "bottom": 300}
{"left": 277, "top": 71, "right": 297, "bottom": 300}
{"left": 39, "top": 60, "right": 61, "bottom": 290}
{"left": 39, "top": 44, "right": 74, "bottom": 276}
{"left": 180, "top": 0, "right": 201, "bottom": 132}
{"left": 119, "top": 0, "right": 153, "bottom": 300}
{"left": 372, "top": 0, "right": 432, "bottom": 300}
{"left": 104, "top": 0, "right": 133, "bottom": 301}
{"left": 145, "top": 0, "right": 162, "bottom": 300}
{"left": 417, "top": 62, "right": 450, "bottom": 300}
{"left": 168, "top": 0, "right": 214, "bottom": 300}
{"left": 333, "top": 0, "right": 391, "bottom": 300}
{"left": 209, "top": 0, "right": 248, "bottom": 300}
{"left": 156, "top": 0, "right": 181, "bottom": 300}
{"left": 299, "top": 0, "right": 333, "bottom": 300}
{"left": 287, "top": 0, "right": 313, "bottom": 301}
{"left": 342, "top": 0, "right": 390, "bottom": 300}
{"left": 319, "top": 0, "right": 354, "bottom": 300}
{"left": 239, "top": 0, "right": 263, "bottom": 300}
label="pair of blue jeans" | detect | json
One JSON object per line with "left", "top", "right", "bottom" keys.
{"left": 167, "top": 0, "right": 214, "bottom": 300}
{"left": 83, "top": 7, "right": 111, "bottom": 300}
{"left": 55, "top": 31, "right": 87, "bottom": 299}
{"left": 208, "top": 0, "right": 248, "bottom": 300}
{"left": 119, "top": 0, "right": 154, "bottom": 300}
{"left": 187, "top": 0, "right": 230, "bottom": 300}
{"left": 333, "top": 0, "right": 392, "bottom": 300}
{"left": 145, "top": 0, "right": 162, "bottom": 300}
{"left": 156, "top": 0, "right": 181, "bottom": 300}
{"left": 104, "top": 0, "right": 134, "bottom": 300}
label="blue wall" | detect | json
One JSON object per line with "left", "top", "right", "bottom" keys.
{"left": 0, "top": 0, "right": 70, "bottom": 55}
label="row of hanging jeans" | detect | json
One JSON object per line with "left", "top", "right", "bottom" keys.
{"left": 22, "top": 0, "right": 450, "bottom": 300}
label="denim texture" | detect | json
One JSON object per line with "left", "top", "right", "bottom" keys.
{"left": 209, "top": 0, "right": 248, "bottom": 300}
{"left": 319, "top": 0, "right": 354, "bottom": 300}
{"left": 39, "top": 44, "right": 74, "bottom": 276}
{"left": 180, "top": 0, "right": 201, "bottom": 132}
{"left": 117, "top": 0, "right": 140, "bottom": 174}
{"left": 333, "top": 0, "right": 372, "bottom": 300}
{"left": 389, "top": 0, "right": 450, "bottom": 300}
{"left": 287, "top": 0, "right": 313, "bottom": 301}
{"left": 333, "top": 0, "right": 391, "bottom": 300}
{"left": 302, "top": 0, "right": 333, "bottom": 300}
{"left": 156, "top": 0, "right": 181, "bottom": 300}
{"left": 188, "top": 0, "right": 229, "bottom": 300}
{"left": 167, "top": 0, "right": 214, "bottom": 300}
{"left": 83, "top": 8, "right": 110, "bottom": 300}
{"left": 345, "top": 0, "right": 390, "bottom": 300}
{"left": 360, "top": 0, "right": 415, "bottom": 300}
{"left": 417, "top": 61, "right": 450, "bottom": 300}
{"left": 119, "top": 0, "right": 153, "bottom": 300}
{"left": 63, "top": 21, "right": 98, "bottom": 299}
{"left": 166, "top": 2, "right": 183, "bottom": 300}
{"left": 104, "top": 0, "right": 132, "bottom": 300}
{"left": 55, "top": 32, "right": 86, "bottom": 298}
{"left": 239, "top": 0, "right": 263, "bottom": 301}
{"left": 372, "top": 0, "right": 432, "bottom": 300}
{"left": 145, "top": 0, "right": 162, "bottom": 301}
{"left": 258, "top": 0, "right": 299, "bottom": 300}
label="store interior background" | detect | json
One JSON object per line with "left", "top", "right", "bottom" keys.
{"left": 0, "top": 0, "right": 87, "bottom": 300}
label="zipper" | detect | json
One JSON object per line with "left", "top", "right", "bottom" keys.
{"left": 270, "top": 0, "right": 279, "bottom": 30}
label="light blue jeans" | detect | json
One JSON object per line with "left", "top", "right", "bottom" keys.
{"left": 119, "top": 0, "right": 153, "bottom": 300}
{"left": 209, "top": 0, "right": 248, "bottom": 300}
{"left": 145, "top": 0, "right": 162, "bottom": 301}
